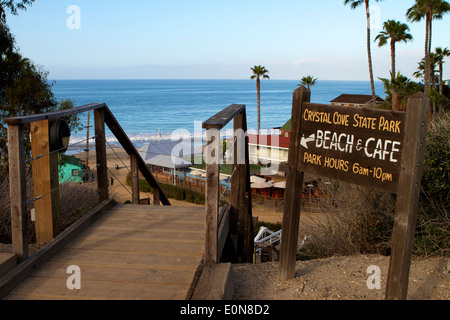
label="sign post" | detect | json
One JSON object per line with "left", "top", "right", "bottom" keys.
{"left": 280, "top": 87, "right": 430, "bottom": 300}
{"left": 385, "top": 92, "right": 429, "bottom": 300}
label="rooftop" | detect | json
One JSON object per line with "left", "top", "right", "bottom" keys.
{"left": 330, "top": 94, "right": 385, "bottom": 105}
{"left": 248, "top": 134, "right": 290, "bottom": 149}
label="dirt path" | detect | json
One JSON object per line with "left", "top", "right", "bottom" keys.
{"left": 232, "top": 254, "right": 449, "bottom": 300}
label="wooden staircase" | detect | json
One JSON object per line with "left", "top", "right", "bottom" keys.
{"left": 3, "top": 204, "right": 205, "bottom": 300}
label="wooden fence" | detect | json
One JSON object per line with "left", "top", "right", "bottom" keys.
{"left": 5, "top": 103, "right": 170, "bottom": 262}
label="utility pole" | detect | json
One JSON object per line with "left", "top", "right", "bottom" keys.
{"left": 85, "top": 111, "right": 92, "bottom": 180}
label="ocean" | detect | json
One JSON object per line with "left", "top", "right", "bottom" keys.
{"left": 51, "top": 79, "right": 386, "bottom": 152}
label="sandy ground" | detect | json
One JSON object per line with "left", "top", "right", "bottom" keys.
{"left": 232, "top": 255, "right": 449, "bottom": 300}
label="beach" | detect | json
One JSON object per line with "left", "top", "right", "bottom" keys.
{"left": 73, "top": 147, "right": 204, "bottom": 207}
{"left": 72, "top": 146, "right": 324, "bottom": 225}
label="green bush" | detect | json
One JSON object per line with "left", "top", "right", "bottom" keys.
{"left": 185, "top": 193, "right": 194, "bottom": 203}
{"left": 415, "top": 113, "right": 450, "bottom": 257}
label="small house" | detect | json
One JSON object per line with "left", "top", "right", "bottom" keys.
{"left": 138, "top": 140, "right": 201, "bottom": 185}
{"left": 280, "top": 119, "right": 292, "bottom": 139}
{"left": 59, "top": 155, "right": 84, "bottom": 184}
{"left": 248, "top": 134, "right": 290, "bottom": 165}
{"left": 330, "top": 94, "right": 385, "bottom": 108}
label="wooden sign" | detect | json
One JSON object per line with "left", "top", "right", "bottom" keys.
{"left": 280, "top": 87, "right": 430, "bottom": 301}
{"left": 299, "top": 103, "right": 406, "bottom": 193}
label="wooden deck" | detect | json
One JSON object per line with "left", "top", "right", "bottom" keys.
{"left": 4, "top": 204, "right": 205, "bottom": 300}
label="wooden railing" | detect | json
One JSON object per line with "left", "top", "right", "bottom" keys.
{"left": 4, "top": 103, "right": 170, "bottom": 262}
{"left": 202, "top": 104, "right": 253, "bottom": 264}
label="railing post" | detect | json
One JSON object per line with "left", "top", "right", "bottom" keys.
{"left": 279, "top": 87, "right": 311, "bottom": 281}
{"left": 153, "top": 187, "right": 160, "bottom": 206}
{"left": 204, "top": 127, "right": 220, "bottom": 264}
{"left": 94, "top": 108, "right": 108, "bottom": 203}
{"left": 202, "top": 104, "right": 252, "bottom": 264}
{"left": 130, "top": 154, "right": 140, "bottom": 204}
{"left": 30, "top": 119, "right": 61, "bottom": 245}
{"left": 242, "top": 110, "right": 254, "bottom": 263}
{"left": 7, "top": 124, "right": 28, "bottom": 262}
{"left": 230, "top": 109, "right": 253, "bottom": 263}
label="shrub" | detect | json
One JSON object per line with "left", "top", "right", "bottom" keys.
{"left": 0, "top": 177, "right": 98, "bottom": 245}
{"left": 185, "top": 193, "right": 194, "bottom": 203}
{"left": 297, "top": 184, "right": 396, "bottom": 260}
{"left": 415, "top": 113, "right": 450, "bottom": 257}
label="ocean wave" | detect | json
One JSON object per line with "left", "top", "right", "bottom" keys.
{"left": 68, "top": 127, "right": 282, "bottom": 150}
{"left": 67, "top": 131, "right": 207, "bottom": 149}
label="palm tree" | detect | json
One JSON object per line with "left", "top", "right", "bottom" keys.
{"left": 413, "top": 53, "right": 438, "bottom": 88}
{"left": 407, "top": 0, "right": 450, "bottom": 94}
{"left": 344, "top": 0, "right": 383, "bottom": 107}
{"left": 434, "top": 47, "right": 450, "bottom": 95}
{"left": 379, "top": 72, "right": 421, "bottom": 111}
{"left": 298, "top": 75, "right": 318, "bottom": 90}
{"left": 375, "top": 20, "right": 413, "bottom": 76}
{"left": 250, "top": 65, "right": 270, "bottom": 135}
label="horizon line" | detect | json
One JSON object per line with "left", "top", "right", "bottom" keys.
{"left": 49, "top": 78, "right": 385, "bottom": 82}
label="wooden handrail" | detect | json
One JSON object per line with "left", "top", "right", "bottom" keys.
{"left": 203, "top": 104, "right": 253, "bottom": 265}
{"left": 202, "top": 104, "right": 246, "bottom": 130}
{"left": 102, "top": 106, "right": 170, "bottom": 205}
{"left": 4, "top": 103, "right": 107, "bottom": 125}
{"left": 3, "top": 103, "right": 171, "bottom": 205}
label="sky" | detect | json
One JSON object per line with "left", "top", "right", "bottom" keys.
{"left": 5, "top": 0, "right": 450, "bottom": 81}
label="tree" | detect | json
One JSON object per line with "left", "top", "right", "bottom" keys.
{"left": 298, "top": 75, "right": 318, "bottom": 90}
{"left": 407, "top": 0, "right": 450, "bottom": 95}
{"left": 0, "top": 0, "right": 35, "bottom": 20}
{"left": 0, "top": 19, "right": 14, "bottom": 92}
{"left": 434, "top": 47, "right": 450, "bottom": 95}
{"left": 413, "top": 53, "right": 438, "bottom": 86}
{"left": 379, "top": 72, "right": 422, "bottom": 111}
{"left": 250, "top": 65, "right": 270, "bottom": 135}
{"left": 0, "top": 20, "right": 80, "bottom": 173}
{"left": 375, "top": 20, "right": 413, "bottom": 76}
{"left": 344, "top": 0, "right": 383, "bottom": 107}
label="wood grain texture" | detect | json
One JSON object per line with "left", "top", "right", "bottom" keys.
{"left": 3, "top": 204, "right": 205, "bottom": 300}
{"left": 31, "top": 120, "right": 61, "bottom": 244}
{"left": 7, "top": 124, "right": 28, "bottom": 261}
{"left": 385, "top": 92, "right": 430, "bottom": 300}
{"left": 279, "top": 86, "right": 310, "bottom": 281}
{"left": 299, "top": 103, "right": 406, "bottom": 193}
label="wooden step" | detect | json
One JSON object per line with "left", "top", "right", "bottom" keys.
{"left": 0, "top": 254, "right": 17, "bottom": 279}
{"left": 3, "top": 204, "right": 206, "bottom": 300}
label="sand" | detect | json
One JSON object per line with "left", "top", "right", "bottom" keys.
{"left": 73, "top": 146, "right": 305, "bottom": 223}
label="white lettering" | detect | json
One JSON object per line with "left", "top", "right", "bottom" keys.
{"left": 366, "top": 265, "right": 381, "bottom": 290}
{"left": 66, "top": 5, "right": 81, "bottom": 30}
{"left": 66, "top": 265, "right": 81, "bottom": 290}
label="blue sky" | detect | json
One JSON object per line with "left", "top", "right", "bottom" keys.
{"left": 5, "top": 0, "right": 450, "bottom": 80}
